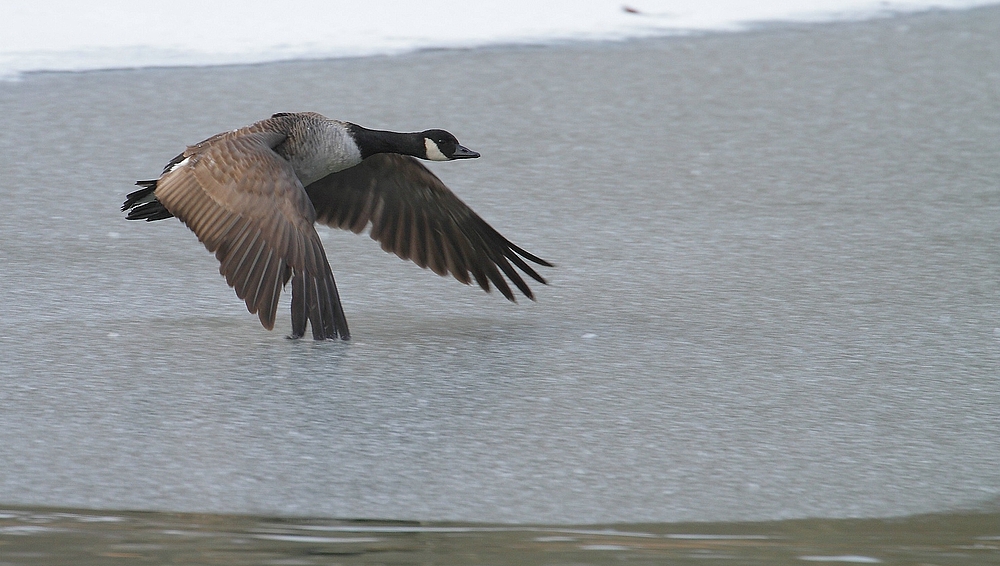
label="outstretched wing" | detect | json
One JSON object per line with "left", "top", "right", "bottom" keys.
{"left": 152, "top": 130, "right": 348, "bottom": 339}
{"left": 304, "top": 154, "right": 552, "bottom": 301}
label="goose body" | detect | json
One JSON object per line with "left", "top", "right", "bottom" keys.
{"left": 122, "top": 112, "right": 551, "bottom": 340}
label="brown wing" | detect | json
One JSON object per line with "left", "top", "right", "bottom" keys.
{"left": 304, "top": 154, "right": 552, "bottom": 301}
{"left": 153, "top": 130, "right": 348, "bottom": 339}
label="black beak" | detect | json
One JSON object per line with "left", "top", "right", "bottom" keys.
{"left": 452, "top": 144, "right": 480, "bottom": 159}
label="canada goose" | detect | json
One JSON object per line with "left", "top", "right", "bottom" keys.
{"left": 122, "top": 112, "right": 551, "bottom": 341}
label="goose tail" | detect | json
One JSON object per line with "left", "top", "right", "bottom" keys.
{"left": 123, "top": 180, "right": 175, "bottom": 221}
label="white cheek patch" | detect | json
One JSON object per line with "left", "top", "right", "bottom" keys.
{"left": 424, "top": 138, "right": 449, "bottom": 161}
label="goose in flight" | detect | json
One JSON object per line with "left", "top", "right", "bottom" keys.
{"left": 122, "top": 112, "right": 551, "bottom": 340}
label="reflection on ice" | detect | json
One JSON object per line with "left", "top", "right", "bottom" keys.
{"left": 1, "top": 506, "right": 997, "bottom": 565}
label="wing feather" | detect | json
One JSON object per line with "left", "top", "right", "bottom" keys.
{"left": 305, "top": 154, "right": 551, "bottom": 301}
{"left": 151, "top": 128, "right": 348, "bottom": 338}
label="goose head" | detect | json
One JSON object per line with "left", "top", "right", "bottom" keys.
{"left": 346, "top": 123, "right": 480, "bottom": 162}
{"left": 420, "top": 129, "right": 480, "bottom": 161}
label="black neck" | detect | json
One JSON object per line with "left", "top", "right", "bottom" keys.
{"left": 347, "top": 124, "right": 424, "bottom": 160}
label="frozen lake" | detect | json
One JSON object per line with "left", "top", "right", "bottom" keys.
{"left": 1, "top": 6, "right": 999, "bottom": 525}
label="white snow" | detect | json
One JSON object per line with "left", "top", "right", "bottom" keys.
{"left": 1, "top": 1, "right": 997, "bottom": 78}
